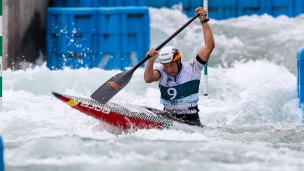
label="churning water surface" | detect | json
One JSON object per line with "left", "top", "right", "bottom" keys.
{"left": 1, "top": 7, "right": 304, "bottom": 171}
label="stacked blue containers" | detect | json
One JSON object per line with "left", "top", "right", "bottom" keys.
{"left": 92, "top": 7, "right": 150, "bottom": 70}
{"left": 93, "top": 0, "right": 145, "bottom": 7}
{"left": 52, "top": 0, "right": 93, "bottom": 7}
{"left": 237, "top": 0, "right": 266, "bottom": 16}
{"left": 52, "top": 0, "right": 144, "bottom": 7}
{"left": 47, "top": 8, "right": 98, "bottom": 69}
{"left": 236, "top": 0, "right": 304, "bottom": 18}
{"left": 168, "top": 0, "right": 192, "bottom": 16}
{"left": 265, "top": 0, "right": 293, "bottom": 17}
{"left": 0, "top": 136, "right": 3, "bottom": 171}
{"left": 297, "top": 47, "right": 304, "bottom": 119}
{"left": 120, "top": 7, "right": 150, "bottom": 69}
{"left": 93, "top": 8, "right": 121, "bottom": 70}
{"left": 295, "top": 0, "right": 304, "bottom": 16}
{"left": 144, "top": 0, "right": 167, "bottom": 8}
{"left": 47, "top": 0, "right": 150, "bottom": 70}
{"left": 208, "top": 0, "right": 237, "bottom": 20}
{"left": 143, "top": 0, "right": 304, "bottom": 19}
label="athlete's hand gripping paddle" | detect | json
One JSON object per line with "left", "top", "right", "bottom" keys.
{"left": 91, "top": 14, "right": 200, "bottom": 104}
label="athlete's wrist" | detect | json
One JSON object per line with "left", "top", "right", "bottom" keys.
{"left": 200, "top": 18, "right": 209, "bottom": 24}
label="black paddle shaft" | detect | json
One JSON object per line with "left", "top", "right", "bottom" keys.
{"left": 133, "top": 13, "right": 200, "bottom": 70}
{"left": 91, "top": 14, "right": 200, "bottom": 104}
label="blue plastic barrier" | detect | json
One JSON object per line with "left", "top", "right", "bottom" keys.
{"left": 143, "top": 0, "right": 304, "bottom": 19}
{"left": 92, "top": 7, "right": 150, "bottom": 70}
{"left": 47, "top": 7, "right": 150, "bottom": 70}
{"left": 122, "top": 0, "right": 145, "bottom": 6}
{"left": 0, "top": 136, "right": 4, "bottom": 171}
{"left": 266, "top": 0, "right": 294, "bottom": 17}
{"left": 120, "top": 7, "right": 150, "bottom": 68}
{"left": 52, "top": 0, "right": 144, "bottom": 7}
{"left": 207, "top": 0, "right": 237, "bottom": 20}
{"left": 92, "top": 8, "right": 121, "bottom": 69}
{"left": 237, "top": 0, "right": 266, "bottom": 16}
{"left": 295, "top": 0, "right": 304, "bottom": 16}
{"left": 93, "top": 0, "right": 123, "bottom": 7}
{"left": 52, "top": 0, "right": 93, "bottom": 7}
{"left": 47, "top": 53, "right": 92, "bottom": 70}
{"left": 297, "top": 47, "right": 304, "bottom": 123}
{"left": 47, "top": 8, "right": 98, "bottom": 54}
{"left": 47, "top": 8, "right": 98, "bottom": 69}
{"left": 297, "top": 47, "right": 304, "bottom": 109}
{"left": 168, "top": 0, "right": 190, "bottom": 9}
{"left": 174, "top": 0, "right": 192, "bottom": 17}
{"left": 156, "top": 0, "right": 169, "bottom": 7}
{"left": 190, "top": 0, "right": 201, "bottom": 8}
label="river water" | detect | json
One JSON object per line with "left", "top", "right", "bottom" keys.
{"left": 1, "top": 7, "right": 304, "bottom": 171}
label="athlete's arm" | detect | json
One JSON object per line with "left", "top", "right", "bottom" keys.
{"left": 196, "top": 7, "right": 215, "bottom": 63}
{"left": 144, "top": 48, "right": 161, "bottom": 83}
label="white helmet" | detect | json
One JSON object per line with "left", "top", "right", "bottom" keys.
{"left": 158, "top": 46, "right": 181, "bottom": 64}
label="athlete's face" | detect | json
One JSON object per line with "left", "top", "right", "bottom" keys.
{"left": 163, "top": 62, "right": 179, "bottom": 77}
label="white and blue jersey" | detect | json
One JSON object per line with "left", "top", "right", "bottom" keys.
{"left": 154, "top": 56, "right": 205, "bottom": 114}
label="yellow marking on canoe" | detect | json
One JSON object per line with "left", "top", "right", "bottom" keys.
{"left": 66, "top": 99, "right": 79, "bottom": 107}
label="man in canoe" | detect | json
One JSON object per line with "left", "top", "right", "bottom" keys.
{"left": 144, "top": 7, "right": 215, "bottom": 126}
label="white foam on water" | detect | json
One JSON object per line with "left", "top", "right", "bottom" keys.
{"left": 2, "top": 8, "right": 304, "bottom": 171}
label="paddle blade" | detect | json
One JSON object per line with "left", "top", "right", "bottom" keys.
{"left": 90, "top": 70, "right": 134, "bottom": 104}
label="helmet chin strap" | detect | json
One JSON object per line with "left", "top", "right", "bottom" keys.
{"left": 177, "top": 59, "right": 182, "bottom": 73}
{"left": 172, "top": 60, "right": 182, "bottom": 82}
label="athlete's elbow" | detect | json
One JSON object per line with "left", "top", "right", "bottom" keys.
{"left": 145, "top": 80, "right": 153, "bottom": 83}
{"left": 144, "top": 77, "right": 153, "bottom": 83}
{"left": 204, "top": 42, "right": 215, "bottom": 52}
{"left": 205, "top": 44, "right": 215, "bottom": 54}
{"left": 209, "top": 42, "right": 215, "bottom": 50}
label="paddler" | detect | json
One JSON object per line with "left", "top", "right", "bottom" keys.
{"left": 144, "top": 7, "right": 215, "bottom": 126}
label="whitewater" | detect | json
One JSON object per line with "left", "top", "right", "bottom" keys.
{"left": 2, "top": 7, "right": 304, "bottom": 171}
